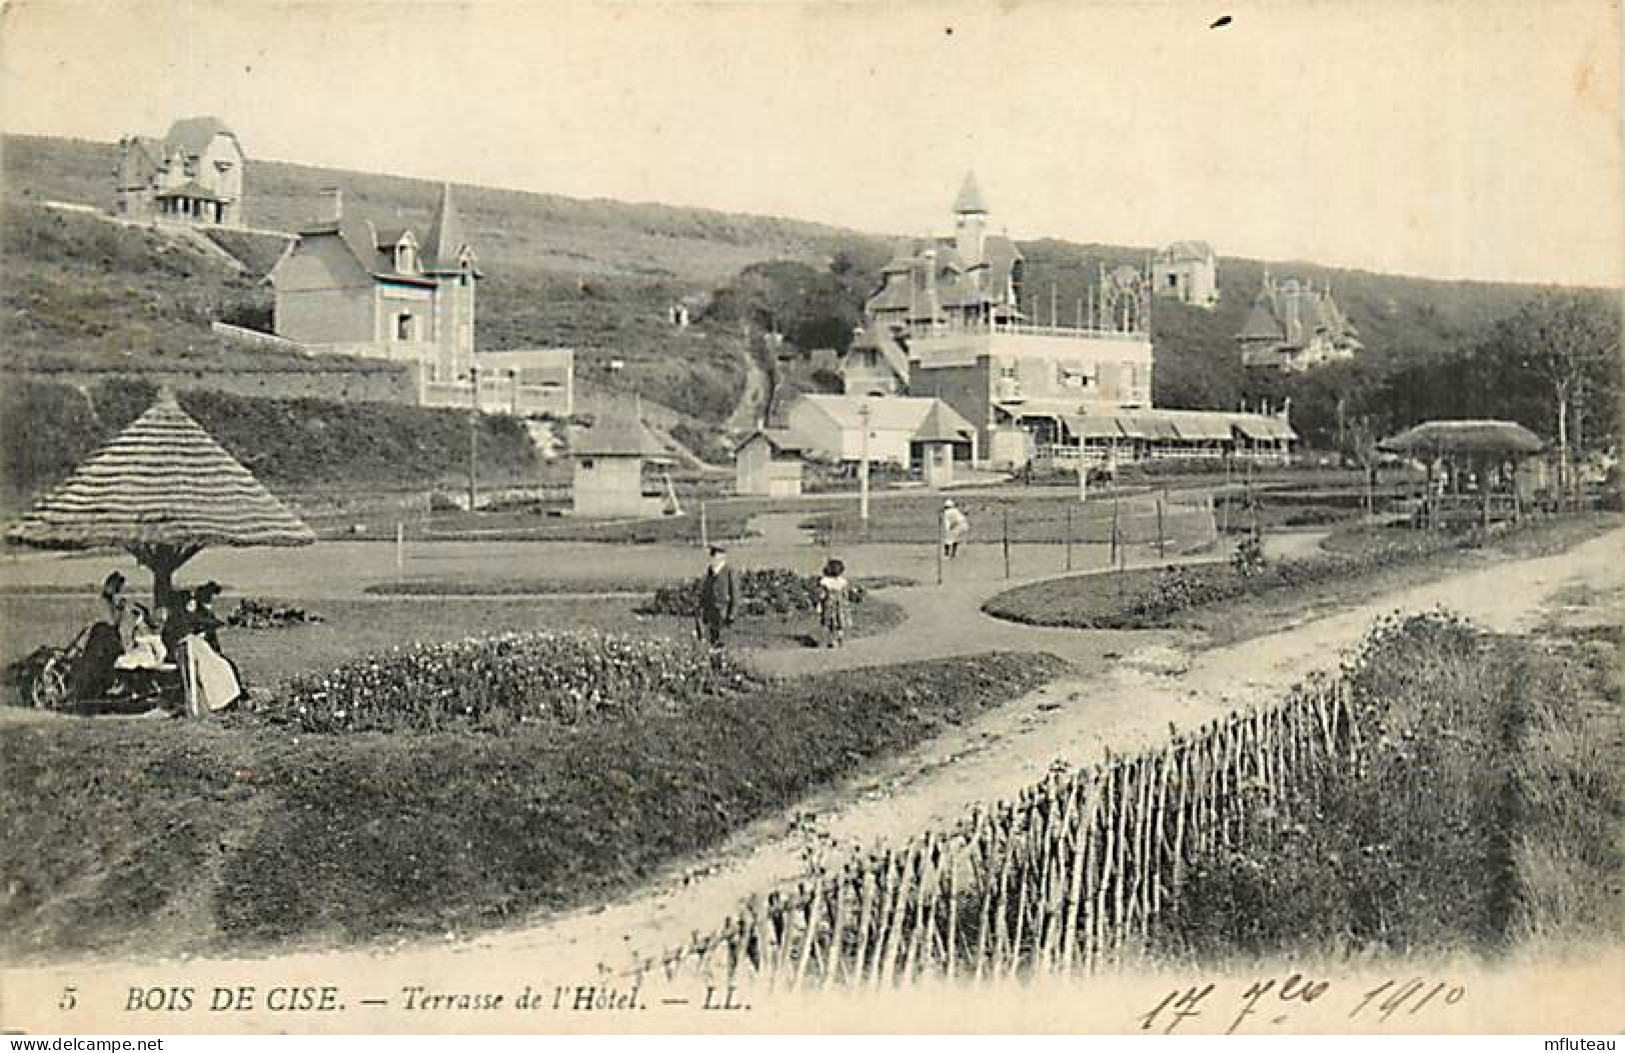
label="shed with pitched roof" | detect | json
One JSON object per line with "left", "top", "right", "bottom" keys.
{"left": 735, "top": 430, "right": 805, "bottom": 497}
{"left": 571, "top": 413, "right": 672, "bottom": 518}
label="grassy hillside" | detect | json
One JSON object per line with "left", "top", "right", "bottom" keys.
{"left": 0, "top": 376, "right": 539, "bottom": 514}
{"left": 4, "top": 133, "right": 894, "bottom": 424}
{"left": 0, "top": 201, "right": 326, "bottom": 374}
{"left": 3, "top": 132, "right": 1578, "bottom": 449}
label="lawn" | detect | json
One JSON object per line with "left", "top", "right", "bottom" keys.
{"left": 318, "top": 494, "right": 856, "bottom": 545}
{"left": 800, "top": 487, "right": 1218, "bottom": 549}
{"left": 0, "top": 650, "right": 1065, "bottom": 960}
{"left": 982, "top": 512, "right": 1622, "bottom": 639}
{"left": 0, "top": 595, "right": 658, "bottom": 696}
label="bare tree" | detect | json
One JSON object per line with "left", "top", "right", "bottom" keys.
{"left": 1343, "top": 413, "right": 1383, "bottom": 516}
{"left": 1507, "top": 292, "right": 1619, "bottom": 508}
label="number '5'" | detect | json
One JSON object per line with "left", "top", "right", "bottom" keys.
{"left": 59, "top": 986, "right": 77, "bottom": 1011}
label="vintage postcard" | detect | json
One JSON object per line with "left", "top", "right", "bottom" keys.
{"left": 0, "top": 0, "right": 1621, "bottom": 1038}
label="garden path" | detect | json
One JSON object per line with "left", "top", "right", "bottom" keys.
{"left": 745, "top": 528, "right": 1319, "bottom": 675}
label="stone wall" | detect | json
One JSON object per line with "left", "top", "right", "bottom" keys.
{"left": 7, "top": 363, "right": 421, "bottom": 406}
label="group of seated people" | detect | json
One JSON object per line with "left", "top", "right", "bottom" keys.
{"left": 71, "top": 572, "right": 237, "bottom": 713}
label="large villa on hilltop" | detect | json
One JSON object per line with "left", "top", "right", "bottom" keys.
{"left": 827, "top": 175, "right": 1294, "bottom": 469}
{"left": 115, "top": 116, "right": 245, "bottom": 228}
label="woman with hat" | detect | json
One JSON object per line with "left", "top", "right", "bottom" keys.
{"left": 941, "top": 499, "right": 970, "bottom": 559}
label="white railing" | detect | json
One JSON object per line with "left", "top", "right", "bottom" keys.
{"left": 903, "top": 318, "right": 1148, "bottom": 342}
{"left": 1034, "top": 442, "right": 1293, "bottom": 466}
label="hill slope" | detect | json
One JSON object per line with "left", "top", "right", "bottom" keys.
{"left": 5, "top": 133, "right": 900, "bottom": 427}
{"left": 2, "top": 132, "right": 1580, "bottom": 450}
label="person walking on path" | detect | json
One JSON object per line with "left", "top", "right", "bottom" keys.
{"left": 941, "top": 499, "right": 970, "bottom": 559}
{"left": 817, "top": 558, "right": 853, "bottom": 648}
{"left": 696, "top": 544, "right": 738, "bottom": 653}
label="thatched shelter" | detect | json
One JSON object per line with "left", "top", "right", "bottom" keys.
{"left": 1379, "top": 419, "right": 1545, "bottom": 527}
{"left": 1378, "top": 419, "right": 1545, "bottom": 458}
{"left": 7, "top": 391, "right": 315, "bottom": 603}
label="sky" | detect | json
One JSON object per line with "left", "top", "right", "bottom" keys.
{"left": 2, "top": 0, "right": 1622, "bottom": 286}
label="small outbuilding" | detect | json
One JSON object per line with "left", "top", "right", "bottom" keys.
{"left": 571, "top": 413, "right": 672, "bottom": 518}
{"left": 735, "top": 430, "right": 805, "bottom": 498}
{"left": 912, "top": 402, "right": 970, "bottom": 488}
{"left": 784, "top": 394, "right": 976, "bottom": 467}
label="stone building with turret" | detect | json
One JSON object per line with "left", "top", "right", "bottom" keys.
{"left": 840, "top": 173, "right": 1154, "bottom": 465}
{"left": 819, "top": 175, "right": 1295, "bottom": 469}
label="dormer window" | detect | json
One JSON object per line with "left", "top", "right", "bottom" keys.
{"left": 396, "top": 243, "right": 417, "bottom": 274}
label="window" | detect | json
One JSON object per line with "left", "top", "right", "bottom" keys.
{"left": 396, "top": 244, "right": 417, "bottom": 274}
{"left": 1058, "top": 363, "right": 1096, "bottom": 389}
{"left": 396, "top": 313, "right": 415, "bottom": 341}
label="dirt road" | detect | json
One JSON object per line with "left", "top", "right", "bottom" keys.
{"left": 4, "top": 527, "right": 1620, "bottom": 1005}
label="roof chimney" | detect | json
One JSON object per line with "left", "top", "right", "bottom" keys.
{"left": 319, "top": 187, "right": 343, "bottom": 223}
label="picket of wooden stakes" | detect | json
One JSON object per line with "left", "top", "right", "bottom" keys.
{"left": 625, "top": 676, "right": 1362, "bottom": 989}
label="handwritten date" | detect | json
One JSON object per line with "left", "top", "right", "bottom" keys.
{"left": 1138, "top": 974, "right": 1465, "bottom": 1034}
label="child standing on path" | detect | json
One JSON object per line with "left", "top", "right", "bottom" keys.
{"left": 818, "top": 558, "right": 852, "bottom": 649}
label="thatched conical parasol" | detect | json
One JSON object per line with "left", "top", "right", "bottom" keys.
{"left": 7, "top": 390, "right": 315, "bottom": 604}
{"left": 1378, "top": 419, "right": 1545, "bottom": 457}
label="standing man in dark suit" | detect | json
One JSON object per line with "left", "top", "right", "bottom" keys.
{"left": 696, "top": 544, "right": 737, "bottom": 653}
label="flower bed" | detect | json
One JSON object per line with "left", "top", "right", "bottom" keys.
{"left": 643, "top": 568, "right": 868, "bottom": 618}
{"left": 226, "top": 598, "right": 324, "bottom": 629}
{"left": 249, "top": 631, "right": 750, "bottom": 734}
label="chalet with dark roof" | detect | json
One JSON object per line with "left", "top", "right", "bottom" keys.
{"left": 269, "top": 185, "right": 479, "bottom": 384}
{"left": 1236, "top": 275, "right": 1361, "bottom": 372}
{"left": 115, "top": 116, "right": 245, "bottom": 227}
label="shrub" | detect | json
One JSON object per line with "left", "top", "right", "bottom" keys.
{"left": 643, "top": 568, "right": 867, "bottom": 618}
{"left": 225, "top": 598, "right": 323, "bottom": 630}
{"left": 250, "top": 631, "right": 751, "bottom": 734}
{"left": 1230, "top": 533, "right": 1267, "bottom": 577}
{"left": 1153, "top": 613, "right": 1552, "bottom": 958}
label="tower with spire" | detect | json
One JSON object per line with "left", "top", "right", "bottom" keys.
{"left": 838, "top": 171, "right": 1152, "bottom": 464}
{"left": 420, "top": 183, "right": 480, "bottom": 383}
{"left": 952, "top": 171, "right": 989, "bottom": 267}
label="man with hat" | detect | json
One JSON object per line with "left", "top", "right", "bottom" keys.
{"left": 696, "top": 544, "right": 738, "bottom": 651}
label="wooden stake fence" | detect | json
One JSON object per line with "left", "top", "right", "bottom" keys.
{"left": 631, "top": 680, "right": 1363, "bottom": 989}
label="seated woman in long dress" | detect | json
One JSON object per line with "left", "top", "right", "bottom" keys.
{"left": 70, "top": 573, "right": 130, "bottom": 700}
{"left": 170, "top": 585, "right": 242, "bottom": 717}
